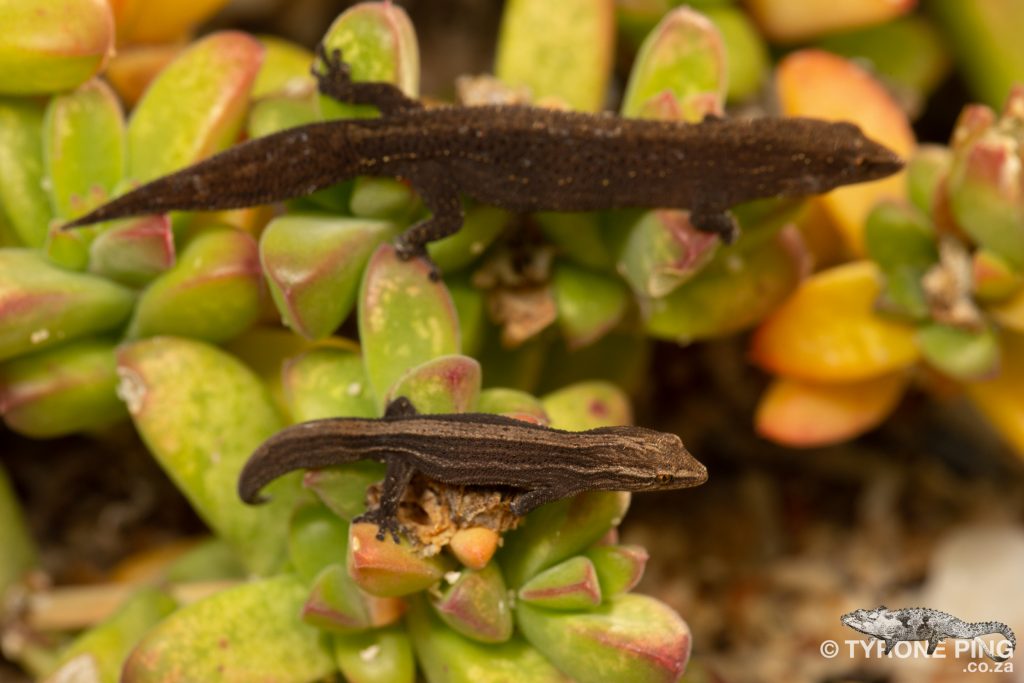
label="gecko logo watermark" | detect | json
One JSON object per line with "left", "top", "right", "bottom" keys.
{"left": 818, "top": 606, "right": 1016, "bottom": 670}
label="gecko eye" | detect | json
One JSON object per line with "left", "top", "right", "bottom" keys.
{"left": 656, "top": 473, "right": 673, "bottom": 484}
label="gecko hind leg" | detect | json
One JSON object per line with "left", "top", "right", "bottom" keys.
{"left": 690, "top": 208, "right": 740, "bottom": 244}
{"left": 395, "top": 167, "right": 464, "bottom": 280}
{"left": 313, "top": 44, "right": 423, "bottom": 116}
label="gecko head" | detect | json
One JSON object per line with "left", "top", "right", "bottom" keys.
{"left": 774, "top": 120, "right": 905, "bottom": 197}
{"left": 841, "top": 606, "right": 889, "bottom": 634}
{"left": 623, "top": 429, "right": 708, "bottom": 491}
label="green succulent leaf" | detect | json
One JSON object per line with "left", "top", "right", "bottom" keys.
{"left": 304, "top": 563, "right": 375, "bottom": 633}
{"left": 261, "top": 215, "right": 397, "bottom": 339}
{"left": 432, "top": 563, "right": 514, "bottom": 643}
{"left": 0, "top": 337, "right": 126, "bottom": 438}
{"left": 43, "top": 79, "right": 125, "bottom": 221}
{"left": 585, "top": 545, "right": 649, "bottom": 598}
{"left": 50, "top": 588, "right": 178, "bottom": 683}
{"left": 333, "top": 625, "right": 416, "bottom": 683}
{"left": 917, "top": 322, "right": 1001, "bottom": 380}
{"left": 318, "top": 3, "right": 420, "bottom": 121}
{"left": 252, "top": 36, "right": 315, "bottom": 100}
{"left": 304, "top": 463, "right": 386, "bottom": 521}
{"left": 347, "top": 522, "right": 448, "bottom": 597}
{"left": 500, "top": 491, "right": 631, "bottom": 588}
{"left": 644, "top": 226, "right": 808, "bottom": 342}
{"left": 283, "top": 347, "right": 377, "bottom": 423}
{"left": 535, "top": 212, "right": 612, "bottom": 270}
{"left": 407, "top": 596, "right": 569, "bottom": 683}
{"left": 617, "top": 210, "right": 719, "bottom": 299}
{"left": 127, "top": 228, "right": 262, "bottom": 343}
{"left": 516, "top": 594, "right": 692, "bottom": 683}
{"left": 477, "top": 388, "right": 549, "bottom": 423}
{"left": 0, "top": 0, "right": 113, "bottom": 95}
{"left": 703, "top": 6, "right": 768, "bottom": 102}
{"left": 289, "top": 501, "right": 350, "bottom": 583}
{"left": 128, "top": 31, "right": 265, "bottom": 184}
{"left": 518, "top": 556, "right": 603, "bottom": 610}
{"left": 621, "top": 6, "right": 726, "bottom": 121}
{"left": 386, "top": 355, "right": 481, "bottom": 413}
{"left": 496, "top": 0, "right": 614, "bottom": 111}
{"left": 117, "top": 337, "right": 296, "bottom": 575}
{"left": 0, "top": 100, "right": 53, "bottom": 247}
{"left": 358, "top": 244, "right": 460, "bottom": 412}
{"left": 122, "top": 575, "right": 335, "bottom": 683}
{"left": 541, "top": 381, "right": 633, "bottom": 431}
{"left": 0, "top": 464, "right": 35, "bottom": 598}
{"left": 428, "top": 206, "right": 510, "bottom": 273}
{"left": 88, "top": 216, "right": 176, "bottom": 287}
{"left": 0, "top": 249, "right": 134, "bottom": 362}
{"left": 552, "top": 264, "right": 628, "bottom": 350}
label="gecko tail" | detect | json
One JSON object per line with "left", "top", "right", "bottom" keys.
{"left": 237, "top": 419, "right": 370, "bottom": 505}
{"left": 972, "top": 621, "right": 1016, "bottom": 662}
{"left": 62, "top": 122, "right": 352, "bottom": 230}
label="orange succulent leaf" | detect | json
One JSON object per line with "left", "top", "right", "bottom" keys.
{"left": 744, "top": 0, "right": 916, "bottom": 43}
{"left": 776, "top": 50, "right": 915, "bottom": 255}
{"left": 112, "top": 0, "right": 230, "bottom": 45}
{"left": 965, "top": 331, "right": 1024, "bottom": 457}
{"left": 755, "top": 371, "right": 909, "bottom": 447}
{"left": 750, "top": 261, "right": 919, "bottom": 381}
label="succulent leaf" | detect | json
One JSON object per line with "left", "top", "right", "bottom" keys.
{"left": 407, "top": 595, "right": 569, "bottom": 683}
{"left": 432, "top": 562, "right": 514, "bottom": 643}
{"left": 347, "top": 522, "right": 448, "bottom": 597}
{"left": 49, "top": 588, "right": 178, "bottom": 683}
{"left": 386, "top": 354, "right": 481, "bottom": 413}
{"left": 117, "top": 337, "right": 295, "bottom": 575}
{"left": 0, "top": 337, "right": 126, "bottom": 438}
{"left": 516, "top": 593, "right": 692, "bottom": 683}
{"left": 122, "top": 575, "right": 335, "bottom": 683}
{"left": 127, "top": 228, "right": 263, "bottom": 343}
{"left": 755, "top": 371, "right": 910, "bottom": 447}
{"left": 318, "top": 2, "right": 419, "bottom": 121}
{"left": 500, "top": 491, "right": 630, "bottom": 589}
{"left": 333, "top": 625, "right": 416, "bottom": 683}
{"left": 0, "top": 100, "right": 53, "bottom": 247}
{"left": 0, "top": 0, "right": 113, "bottom": 95}
{"left": 496, "top": 0, "right": 614, "bottom": 112}
{"left": 518, "top": 556, "right": 603, "bottom": 610}
{"left": 127, "top": 31, "right": 264, "bottom": 184}
{"left": 0, "top": 250, "right": 134, "bottom": 362}
{"left": 261, "top": 215, "right": 397, "bottom": 339}
{"left": 358, "top": 244, "right": 460, "bottom": 411}
{"left": 283, "top": 347, "right": 377, "bottom": 423}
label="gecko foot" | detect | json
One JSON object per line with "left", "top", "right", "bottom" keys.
{"left": 394, "top": 238, "right": 442, "bottom": 281}
{"left": 312, "top": 44, "right": 353, "bottom": 100}
{"left": 354, "top": 509, "right": 404, "bottom": 543}
{"left": 690, "top": 210, "right": 740, "bottom": 245}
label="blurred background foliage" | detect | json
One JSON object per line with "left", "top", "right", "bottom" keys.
{"left": 1, "top": 0, "right": 1023, "bottom": 682}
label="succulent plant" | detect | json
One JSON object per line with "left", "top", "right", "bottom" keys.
{"left": 753, "top": 86, "right": 1024, "bottom": 452}
{"left": 3, "top": 0, "right": 1024, "bottom": 681}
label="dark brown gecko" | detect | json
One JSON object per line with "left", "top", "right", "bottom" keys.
{"left": 64, "top": 46, "right": 903, "bottom": 266}
{"left": 238, "top": 397, "right": 707, "bottom": 541}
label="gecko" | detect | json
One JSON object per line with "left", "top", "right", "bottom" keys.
{"left": 841, "top": 606, "right": 1017, "bottom": 662}
{"left": 238, "top": 396, "right": 707, "bottom": 541}
{"left": 64, "top": 45, "right": 903, "bottom": 271}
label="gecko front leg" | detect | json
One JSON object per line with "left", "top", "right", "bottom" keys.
{"left": 355, "top": 455, "right": 416, "bottom": 542}
{"left": 313, "top": 45, "right": 423, "bottom": 116}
